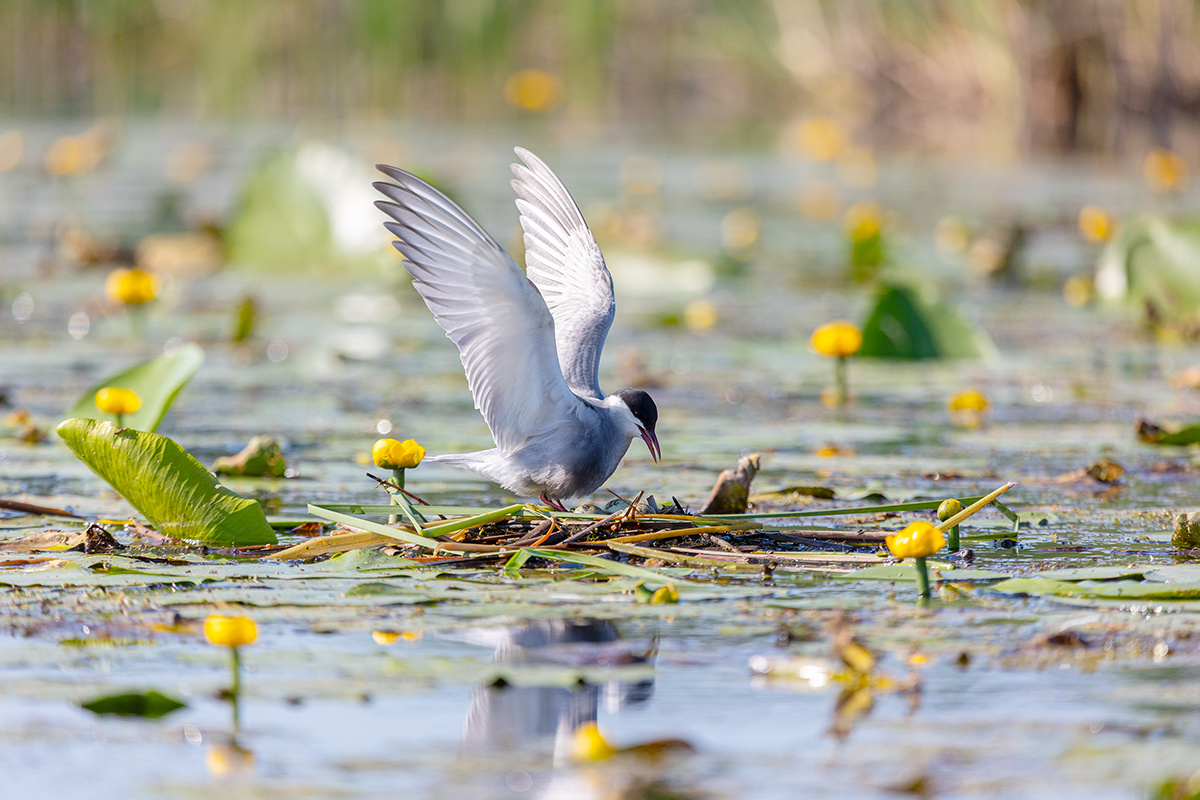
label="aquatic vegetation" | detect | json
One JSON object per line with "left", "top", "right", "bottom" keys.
{"left": 56, "top": 418, "right": 277, "bottom": 546}
{"left": 948, "top": 388, "right": 989, "bottom": 429}
{"left": 937, "top": 498, "right": 964, "bottom": 552}
{"left": 1144, "top": 148, "right": 1188, "bottom": 192}
{"left": 93, "top": 386, "right": 140, "bottom": 427}
{"left": 811, "top": 320, "right": 861, "bottom": 405}
{"left": 372, "top": 437, "right": 426, "bottom": 473}
{"left": 886, "top": 521, "right": 945, "bottom": 598}
{"left": 205, "top": 614, "right": 257, "bottom": 730}
{"left": 104, "top": 267, "right": 158, "bottom": 306}
{"left": 859, "top": 284, "right": 994, "bottom": 360}
{"left": 66, "top": 344, "right": 203, "bottom": 432}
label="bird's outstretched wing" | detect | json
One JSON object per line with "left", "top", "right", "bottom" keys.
{"left": 374, "top": 165, "right": 581, "bottom": 452}
{"left": 511, "top": 147, "right": 614, "bottom": 401}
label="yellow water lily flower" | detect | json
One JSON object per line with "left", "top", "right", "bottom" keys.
{"left": 105, "top": 267, "right": 159, "bottom": 306}
{"left": 811, "top": 321, "right": 862, "bottom": 358}
{"left": 203, "top": 614, "right": 258, "bottom": 648}
{"left": 571, "top": 722, "right": 618, "bottom": 762}
{"left": 94, "top": 387, "right": 141, "bottom": 416}
{"left": 885, "top": 521, "right": 945, "bottom": 560}
{"left": 372, "top": 438, "right": 425, "bottom": 470}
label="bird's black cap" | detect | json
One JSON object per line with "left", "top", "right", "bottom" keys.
{"left": 614, "top": 388, "right": 657, "bottom": 431}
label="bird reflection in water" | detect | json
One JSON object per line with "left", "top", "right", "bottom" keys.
{"left": 461, "top": 618, "right": 655, "bottom": 763}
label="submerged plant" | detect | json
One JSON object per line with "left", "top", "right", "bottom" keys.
{"left": 886, "top": 521, "right": 945, "bottom": 598}
{"left": 204, "top": 614, "right": 258, "bottom": 730}
{"left": 811, "top": 321, "right": 861, "bottom": 405}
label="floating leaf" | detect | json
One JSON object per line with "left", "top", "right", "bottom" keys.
{"left": 836, "top": 564, "right": 1006, "bottom": 582}
{"left": 56, "top": 418, "right": 276, "bottom": 546}
{"left": 80, "top": 690, "right": 186, "bottom": 718}
{"left": 1033, "top": 566, "right": 1148, "bottom": 582}
{"left": 66, "top": 344, "right": 204, "bottom": 432}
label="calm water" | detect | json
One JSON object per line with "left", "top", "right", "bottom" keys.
{"left": 3, "top": 120, "right": 1200, "bottom": 798}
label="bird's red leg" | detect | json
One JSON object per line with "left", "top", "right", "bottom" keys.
{"left": 540, "top": 492, "right": 567, "bottom": 512}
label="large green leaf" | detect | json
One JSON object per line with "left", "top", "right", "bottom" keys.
{"left": 858, "top": 284, "right": 994, "bottom": 360}
{"left": 56, "top": 418, "right": 276, "bottom": 546}
{"left": 66, "top": 344, "right": 204, "bottom": 432}
{"left": 224, "top": 143, "right": 390, "bottom": 274}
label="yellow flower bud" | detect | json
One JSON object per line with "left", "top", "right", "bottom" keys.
{"left": 843, "top": 202, "right": 884, "bottom": 243}
{"left": 94, "top": 387, "right": 141, "bottom": 416}
{"left": 372, "top": 438, "right": 425, "bottom": 470}
{"left": 936, "top": 498, "right": 964, "bottom": 523}
{"left": 811, "top": 321, "right": 862, "bottom": 358}
{"left": 948, "top": 389, "right": 988, "bottom": 412}
{"left": 105, "top": 267, "right": 159, "bottom": 306}
{"left": 203, "top": 614, "right": 258, "bottom": 648}
{"left": 886, "top": 521, "right": 946, "bottom": 560}
{"left": 571, "top": 721, "right": 617, "bottom": 762}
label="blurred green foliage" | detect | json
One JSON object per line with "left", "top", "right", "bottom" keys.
{"left": 6, "top": 0, "right": 1200, "bottom": 156}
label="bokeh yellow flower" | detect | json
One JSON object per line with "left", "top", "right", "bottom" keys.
{"left": 844, "top": 202, "right": 884, "bottom": 244}
{"left": 793, "top": 118, "right": 845, "bottom": 162}
{"left": 0, "top": 130, "right": 23, "bottom": 172}
{"left": 1145, "top": 148, "right": 1188, "bottom": 192}
{"left": 203, "top": 615, "right": 258, "bottom": 649}
{"left": 1078, "top": 206, "right": 1114, "bottom": 242}
{"left": 94, "top": 387, "right": 141, "bottom": 416}
{"left": 571, "top": 722, "right": 618, "bottom": 762}
{"left": 45, "top": 134, "right": 105, "bottom": 176}
{"left": 948, "top": 389, "right": 989, "bottom": 429}
{"left": 721, "top": 207, "right": 760, "bottom": 256}
{"left": 372, "top": 438, "right": 425, "bottom": 470}
{"left": 105, "top": 267, "right": 159, "bottom": 306}
{"left": 684, "top": 299, "right": 718, "bottom": 333}
{"left": 811, "top": 321, "right": 862, "bottom": 358}
{"left": 372, "top": 630, "right": 422, "bottom": 645}
{"left": 649, "top": 584, "right": 679, "bottom": 604}
{"left": 948, "top": 389, "right": 988, "bottom": 412}
{"left": 504, "top": 69, "right": 564, "bottom": 113}
{"left": 885, "top": 521, "right": 945, "bottom": 560}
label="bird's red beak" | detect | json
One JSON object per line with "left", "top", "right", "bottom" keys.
{"left": 639, "top": 427, "right": 661, "bottom": 463}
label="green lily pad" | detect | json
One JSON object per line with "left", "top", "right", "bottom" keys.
{"left": 80, "top": 690, "right": 187, "bottom": 719}
{"left": 832, "top": 563, "right": 1000, "bottom": 582}
{"left": 1033, "top": 566, "right": 1149, "bottom": 582}
{"left": 66, "top": 344, "right": 203, "bottom": 432}
{"left": 56, "top": 418, "right": 276, "bottom": 546}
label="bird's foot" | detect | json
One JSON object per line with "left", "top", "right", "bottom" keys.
{"left": 540, "top": 492, "right": 568, "bottom": 512}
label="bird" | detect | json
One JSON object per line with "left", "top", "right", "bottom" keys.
{"left": 373, "top": 147, "right": 660, "bottom": 511}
